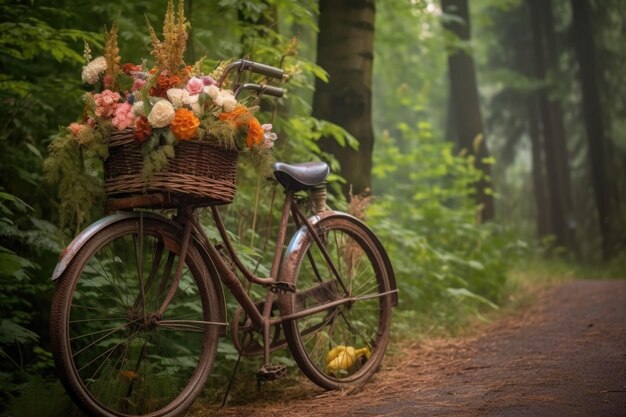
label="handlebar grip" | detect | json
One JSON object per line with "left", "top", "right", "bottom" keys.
{"left": 234, "top": 83, "right": 285, "bottom": 99}
{"left": 245, "top": 60, "right": 285, "bottom": 80}
{"left": 260, "top": 85, "right": 285, "bottom": 98}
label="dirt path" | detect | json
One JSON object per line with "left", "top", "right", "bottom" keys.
{"left": 200, "top": 280, "right": 626, "bottom": 416}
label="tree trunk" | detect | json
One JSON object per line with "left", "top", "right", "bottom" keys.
{"left": 571, "top": 0, "right": 619, "bottom": 260}
{"left": 527, "top": 96, "right": 551, "bottom": 238}
{"left": 312, "top": 0, "right": 375, "bottom": 196}
{"left": 527, "top": 0, "right": 578, "bottom": 256}
{"left": 441, "top": 0, "right": 495, "bottom": 222}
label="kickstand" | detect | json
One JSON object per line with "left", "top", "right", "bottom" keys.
{"left": 220, "top": 351, "right": 243, "bottom": 408}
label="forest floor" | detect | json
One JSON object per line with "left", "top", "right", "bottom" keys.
{"left": 191, "top": 280, "right": 626, "bottom": 417}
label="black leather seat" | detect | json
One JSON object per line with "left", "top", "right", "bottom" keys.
{"left": 273, "top": 161, "right": 330, "bottom": 191}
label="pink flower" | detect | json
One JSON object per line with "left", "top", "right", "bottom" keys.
{"left": 261, "top": 123, "right": 277, "bottom": 149}
{"left": 186, "top": 76, "right": 204, "bottom": 95}
{"left": 112, "top": 102, "right": 135, "bottom": 130}
{"left": 93, "top": 90, "right": 121, "bottom": 118}
{"left": 69, "top": 122, "right": 86, "bottom": 136}
{"left": 103, "top": 75, "right": 114, "bottom": 89}
{"left": 202, "top": 76, "right": 217, "bottom": 86}
{"left": 132, "top": 78, "right": 146, "bottom": 92}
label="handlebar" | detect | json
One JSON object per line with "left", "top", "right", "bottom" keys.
{"left": 234, "top": 83, "right": 285, "bottom": 99}
{"left": 243, "top": 60, "right": 286, "bottom": 80}
{"left": 219, "top": 59, "right": 288, "bottom": 86}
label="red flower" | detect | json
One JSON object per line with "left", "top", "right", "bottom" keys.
{"left": 151, "top": 74, "right": 183, "bottom": 97}
{"left": 133, "top": 116, "right": 152, "bottom": 143}
{"left": 122, "top": 63, "right": 141, "bottom": 75}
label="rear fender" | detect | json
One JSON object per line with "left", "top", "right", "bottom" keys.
{"left": 280, "top": 211, "right": 398, "bottom": 306}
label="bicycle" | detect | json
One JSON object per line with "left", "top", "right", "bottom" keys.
{"left": 49, "top": 60, "right": 398, "bottom": 417}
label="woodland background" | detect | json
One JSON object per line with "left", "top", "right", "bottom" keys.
{"left": 0, "top": 0, "right": 624, "bottom": 414}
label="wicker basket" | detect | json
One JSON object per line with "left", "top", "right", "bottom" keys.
{"left": 104, "top": 130, "right": 238, "bottom": 206}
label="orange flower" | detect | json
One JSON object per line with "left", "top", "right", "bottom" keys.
{"left": 176, "top": 65, "right": 194, "bottom": 82}
{"left": 219, "top": 106, "right": 251, "bottom": 127}
{"left": 246, "top": 117, "right": 264, "bottom": 148}
{"left": 171, "top": 108, "right": 200, "bottom": 140}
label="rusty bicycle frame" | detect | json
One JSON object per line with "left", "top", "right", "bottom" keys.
{"left": 147, "top": 186, "right": 397, "bottom": 372}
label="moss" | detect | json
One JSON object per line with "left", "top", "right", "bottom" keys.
{"left": 44, "top": 130, "right": 108, "bottom": 233}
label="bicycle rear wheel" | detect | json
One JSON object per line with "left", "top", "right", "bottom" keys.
{"left": 50, "top": 216, "right": 220, "bottom": 417}
{"left": 280, "top": 215, "right": 393, "bottom": 389}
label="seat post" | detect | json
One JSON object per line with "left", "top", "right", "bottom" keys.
{"left": 310, "top": 184, "right": 328, "bottom": 213}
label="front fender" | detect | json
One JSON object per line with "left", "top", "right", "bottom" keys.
{"left": 51, "top": 212, "right": 169, "bottom": 281}
{"left": 51, "top": 211, "right": 228, "bottom": 336}
{"left": 280, "top": 211, "right": 398, "bottom": 306}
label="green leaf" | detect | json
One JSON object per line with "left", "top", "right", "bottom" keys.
{"left": 25, "top": 143, "right": 42, "bottom": 159}
{"left": 0, "top": 251, "right": 22, "bottom": 277}
{"left": 446, "top": 288, "right": 499, "bottom": 310}
{"left": 0, "top": 320, "right": 39, "bottom": 344}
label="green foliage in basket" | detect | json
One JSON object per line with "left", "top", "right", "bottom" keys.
{"left": 43, "top": 126, "right": 109, "bottom": 231}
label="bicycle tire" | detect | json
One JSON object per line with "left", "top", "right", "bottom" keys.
{"left": 279, "top": 215, "right": 393, "bottom": 389}
{"left": 50, "top": 217, "right": 220, "bottom": 417}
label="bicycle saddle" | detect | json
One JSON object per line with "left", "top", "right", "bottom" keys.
{"left": 273, "top": 161, "right": 330, "bottom": 191}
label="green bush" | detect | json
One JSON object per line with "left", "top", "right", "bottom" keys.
{"left": 369, "top": 122, "right": 526, "bottom": 333}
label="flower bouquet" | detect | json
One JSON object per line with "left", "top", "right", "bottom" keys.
{"left": 45, "top": 1, "right": 281, "bottom": 226}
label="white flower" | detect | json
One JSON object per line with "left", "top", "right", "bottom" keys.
{"left": 215, "top": 90, "right": 235, "bottom": 107}
{"left": 191, "top": 102, "right": 202, "bottom": 116}
{"left": 147, "top": 100, "right": 175, "bottom": 128}
{"left": 81, "top": 56, "right": 107, "bottom": 84}
{"left": 166, "top": 88, "right": 189, "bottom": 108}
{"left": 185, "top": 94, "right": 199, "bottom": 106}
{"left": 131, "top": 101, "right": 145, "bottom": 116}
{"left": 222, "top": 96, "right": 237, "bottom": 112}
{"left": 204, "top": 85, "right": 219, "bottom": 99}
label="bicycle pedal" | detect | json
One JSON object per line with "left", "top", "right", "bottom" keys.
{"left": 256, "top": 364, "right": 287, "bottom": 382}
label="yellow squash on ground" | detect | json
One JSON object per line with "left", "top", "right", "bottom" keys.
{"left": 325, "top": 345, "right": 372, "bottom": 373}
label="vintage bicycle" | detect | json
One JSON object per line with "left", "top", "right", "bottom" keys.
{"left": 49, "top": 60, "right": 398, "bottom": 417}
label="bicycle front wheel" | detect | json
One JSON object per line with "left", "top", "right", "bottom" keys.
{"left": 50, "top": 216, "right": 221, "bottom": 417}
{"left": 280, "top": 215, "right": 393, "bottom": 389}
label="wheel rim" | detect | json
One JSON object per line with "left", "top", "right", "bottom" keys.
{"left": 63, "top": 224, "right": 214, "bottom": 416}
{"left": 291, "top": 223, "right": 389, "bottom": 383}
